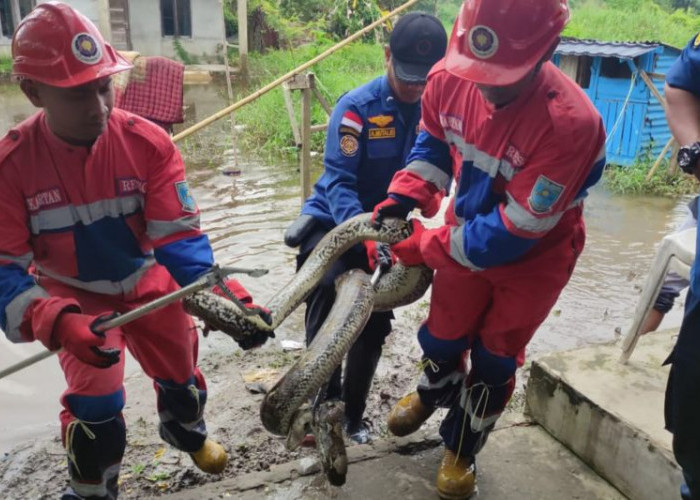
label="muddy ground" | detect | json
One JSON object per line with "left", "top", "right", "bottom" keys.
{"left": 2, "top": 296, "right": 529, "bottom": 499}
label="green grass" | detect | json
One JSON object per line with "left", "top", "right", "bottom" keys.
{"left": 602, "top": 161, "right": 699, "bottom": 196}
{"left": 566, "top": 0, "right": 700, "bottom": 47}
{"left": 0, "top": 56, "right": 12, "bottom": 75}
{"left": 232, "top": 42, "right": 385, "bottom": 158}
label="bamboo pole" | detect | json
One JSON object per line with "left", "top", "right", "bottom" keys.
{"left": 646, "top": 136, "right": 675, "bottom": 181}
{"left": 639, "top": 70, "right": 666, "bottom": 110}
{"left": 172, "top": 0, "right": 420, "bottom": 143}
{"left": 300, "top": 79, "right": 312, "bottom": 203}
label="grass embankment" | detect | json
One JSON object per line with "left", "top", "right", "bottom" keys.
{"left": 603, "top": 161, "right": 699, "bottom": 196}
{"left": 231, "top": 42, "right": 385, "bottom": 158}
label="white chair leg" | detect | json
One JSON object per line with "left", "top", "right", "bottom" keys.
{"left": 619, "top": 238, "right": 673, "bottom": 363}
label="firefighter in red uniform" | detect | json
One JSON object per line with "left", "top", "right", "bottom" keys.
{"left": 371, "top": 1, "right": 606, "bottom": 498}
{"left": 0, "top": 3, "right": 269, "bottom": 499}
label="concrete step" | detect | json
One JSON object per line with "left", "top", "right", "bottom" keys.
{"left": 167, "top": 423, "right": 624, "bottom": 499}
{"left": 526, "top": 329, "right": 683, "bottom": 500}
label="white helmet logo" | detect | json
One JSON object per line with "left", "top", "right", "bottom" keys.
{"left": 468, "top": 25, "right": 499, "bottom": 59}
{"left": 71, "top": 33, "right": 103, "bottom": 65}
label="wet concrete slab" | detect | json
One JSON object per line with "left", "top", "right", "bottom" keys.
{"left": 526, "top": 328, "right": 682, "bottom": 500}
{"left": 167, "top": 423, "right": 624, "bottom": 500}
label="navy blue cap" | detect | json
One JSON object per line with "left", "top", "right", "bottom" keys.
{"left": 390, "top": 12, "right": 448, "bottom": 84}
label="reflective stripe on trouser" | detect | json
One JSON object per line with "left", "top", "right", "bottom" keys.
{"left": 415, "top": 219, "right": 584, "bottom": 458}
{"left": 47, "top": 264, "right": 209, "bottom": 494}
{"left": 60, "top": 414, "right": 126, "bottom": 500}
{"left": 157, "top": 372, "right": 208, "bottom": 452}
{"left": 297, "top": 225, "right": 392, "bottom": 421}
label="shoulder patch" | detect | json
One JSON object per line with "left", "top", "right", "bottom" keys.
{"left": 339, "top": 125, "right": 360, "bottom": 137}
{"left": 175, "top": 180, "right": 197, "bottom": 213}
{"left": 528, "top": 175, "right": 564, "bottom": 214}
{"left": 340, "top": 111, "right": 363, "bottom": 135}
{"left": 339, "top": 134, "right": 359, "bottom": 157}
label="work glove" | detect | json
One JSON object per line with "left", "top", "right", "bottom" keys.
{"left": 364, "top": 241, "right": 395, "bottom": 272}
{"left": 210, "top": 278, "right": 274, "bottom": 350}
{"left": 53, "top": 312, "right": 121, "bottom": 368}
{"left": 371, "top": 195, "right": 416, "bottom": 228}
{"left": 390, "top": 219, "right": 426, "bottom": 266}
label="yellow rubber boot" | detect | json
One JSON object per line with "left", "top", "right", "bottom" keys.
{"left": 190, "top": 438, "right": 228, "bottom": 474}
{"left": 387, "top": 392, "right": 435, "bottom": 437}
{"left": 436, "top": 448, "right": 476, "bottom": 499}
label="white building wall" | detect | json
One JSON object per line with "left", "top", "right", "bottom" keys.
{"left": 128, "top": 0, "right": 224, "bottom": 61}
{"left": 0, "top": 0, "right": 224, "bottom": 60}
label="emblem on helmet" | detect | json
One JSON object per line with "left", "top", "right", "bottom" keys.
{"left": 468, "top": 25, "right": 499, "bottom": 59}
{"left": 72, "top": 33, "right": 103, "bottom": 65}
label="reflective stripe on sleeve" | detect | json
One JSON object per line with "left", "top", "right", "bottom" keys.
{"left": 147, "top": 214, "right": 201, "bottom": 241}
{"left": 5, "top": 285, "right": 49, "bottom": 342}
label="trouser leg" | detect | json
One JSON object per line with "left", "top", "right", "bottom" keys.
{"left": 122, "top": 267, "right": 210, "bottom": 453}
{"left": 60, "top": 413, "right": 126, "bottom": 500}
{"left": 59, "top": 340, "right": 127, "bottom": 500}
{"left": 343, "top": 311, "right": 392, "bottom": 425}
{"left": 440, "top": 341, "right": 516, "bottom": 458}
{"left": 666, "top": 296, "right": 700, "bottom": 500}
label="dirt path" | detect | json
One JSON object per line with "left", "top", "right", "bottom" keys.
{"left": 0, "top": 300, "right": 454, "bottom": 499}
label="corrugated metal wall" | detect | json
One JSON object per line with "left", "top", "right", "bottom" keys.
{"left": 639, "top": 47, "right": 678, "bottom": 163}
{"left": 554, "top": 45, "right": 681, "bottom": 166}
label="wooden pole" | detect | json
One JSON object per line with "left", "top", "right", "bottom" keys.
{"left": 237, "top": 0, "right": 248, "bottom": 76}
{"left": 222, "top": 0, "right": 240, "bottom": 167}
{"left": 172, "top": 0, "right": 420, "bottom": 143}
{"left": 646, "top": 137, "right": 675, "bottom": 181}
{"left": 300, "top": 78, "right": 312, "bottom": 203}
{"left": 639, "top": 70, "right": 666, "bottom": 110}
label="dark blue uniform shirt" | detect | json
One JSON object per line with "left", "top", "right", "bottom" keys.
{"left": 301, "top": 75, "right": 421, "bottom": 229}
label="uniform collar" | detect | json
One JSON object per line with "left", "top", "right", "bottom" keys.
{"left": 379, "top": 74, "right": 421, "bottom": 115}
{"left": 39, "top": 111, "right": 109, "bottom": 156}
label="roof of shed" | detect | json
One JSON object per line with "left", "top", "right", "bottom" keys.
{"left": 556, "top": 38, "right": 679, "bottom": 59}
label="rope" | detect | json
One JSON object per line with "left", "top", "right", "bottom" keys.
{"left": 65, "top": 419, "right": 96, "bottom": 477}
{"left": 605, "top": 72, "right": 637, "bottom": 146}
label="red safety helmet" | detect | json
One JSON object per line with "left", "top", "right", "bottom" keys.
{"left": 445, "top": 0, "right": 569, "bottom": 86}
{"left": 11, "top": 1, "right": 132, "bottom": 88}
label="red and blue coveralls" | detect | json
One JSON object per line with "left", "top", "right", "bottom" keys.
{"left": 0, "top": 109, "right": 215, "bottom": 497}
{"left": 297, "top": 75, "right": 422, "bottom": 426}
{"left": 664, "top": 33, "right": 700, "bottom": 500}
{"left": 387, "top": 61, "right": 606, "bottom": 458}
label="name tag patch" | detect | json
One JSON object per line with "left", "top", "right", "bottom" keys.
{"left": 369, "top": 127, "right": 396, "bottom": 140}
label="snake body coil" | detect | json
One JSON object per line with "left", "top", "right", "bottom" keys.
{"left": 183, "top": 214, "right": 432, "bottom": 467}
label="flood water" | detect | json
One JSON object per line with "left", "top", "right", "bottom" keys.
{"left": 0, "top": 81, "right": 692, "bottom": 454}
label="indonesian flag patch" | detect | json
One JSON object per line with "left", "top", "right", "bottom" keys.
{"left": 340, "top": 111, "right": 363, "bottom": 135}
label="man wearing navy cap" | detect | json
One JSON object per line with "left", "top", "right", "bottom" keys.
{"left": 283, "top": 12, "right": 447, "bottom": 444}
{"left": 663, "top": 31, "right": 700, "bottom": 500}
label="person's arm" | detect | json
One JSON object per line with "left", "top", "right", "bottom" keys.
{"left": 0, "top": 147, "right": 80, "bottom": 348}
{"left": 666, "top": 34, "right": 700, "bottom": 178}
{"left": 323, "top": 100, "right": 366, "bottom": 225}
{"left": 415, "top": 115, "right": 607, "bottom": 271}
{"left": 666, "top": 84, "right": 700, "bottom": 146}
{"left": 384, "top": 73, "right": 453, "bottom": 216}
{"left": 140, "top": 125, "right": 214, "bottom": 286}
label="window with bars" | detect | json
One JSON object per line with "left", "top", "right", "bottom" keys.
{"left": 161, "top": 0, "right": 192, "bottom": 37}
{"left": 0, "top": 0, "right": 34, "bottom": 38}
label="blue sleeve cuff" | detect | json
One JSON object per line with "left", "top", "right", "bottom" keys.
{"left": 154, "top": 235, "right": 214, "bottom": 286}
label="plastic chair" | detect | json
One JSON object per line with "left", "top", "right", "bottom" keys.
{"left": 620, "top": 227, "right": 697, "bottom": 363}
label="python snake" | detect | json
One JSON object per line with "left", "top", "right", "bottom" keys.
{"left": 183, "top": 213, "right": 432, "bottom": 483}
